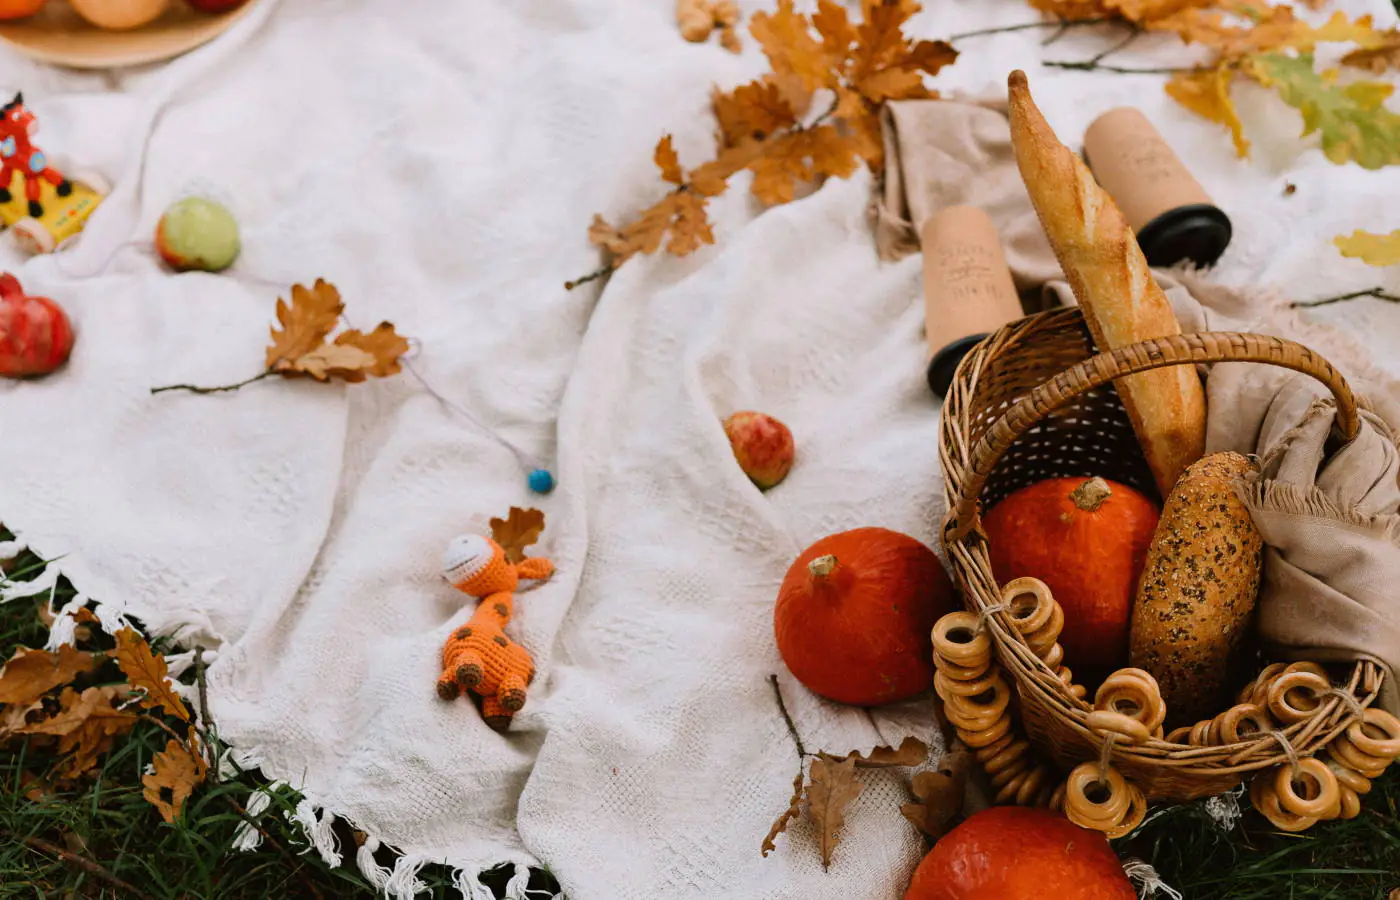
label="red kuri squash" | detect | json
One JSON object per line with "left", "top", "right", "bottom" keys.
{"left": 774, "top": 527, "right": 955, "bottom": 706}
{"left": 982, "top": 476, "right": 1158, "bottom": 679}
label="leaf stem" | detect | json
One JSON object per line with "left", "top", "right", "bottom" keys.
{"left": 564, "top": 265, "right": 615, "bottom": 292}
{"left": 1291, "top": 287, "right": 1400, "bottom": 308}
{"left": 149, "top": 370, "right": 275, "bottom": 395}
{"left": 769, "top": 673, "right": 806, "bottom": 759}
{"left": 12, "top": 832, "right": 153, "bottom": 900}
{"left": 137, "top": 714, "right": 187, "bottom": 747}
{"left": 947, "top": 16, "right": 1111, "bottom": 41}
{"left": 1084, "top": 25, "right": 1141, "bottom": 65}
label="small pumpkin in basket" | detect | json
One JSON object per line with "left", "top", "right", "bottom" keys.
{"left": 983, "top": 476, "right": 1158, "bottom": 680}
{"left": 774, "top": 528, "right": 955, "bottom": 706}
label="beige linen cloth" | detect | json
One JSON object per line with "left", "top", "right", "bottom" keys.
{"left": 877, "top": 98, "right": 1400, "bottom": 715}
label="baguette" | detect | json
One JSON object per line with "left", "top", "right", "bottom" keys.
{"left": 1006, "top": 70, "right": 1206, "bottom": 499}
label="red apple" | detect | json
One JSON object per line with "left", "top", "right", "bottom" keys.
{"left": 184, "top": 0, "right": 247, "bottom": 12}
{"left": 0, "top": 273, "right": 74, "bottom": 378}
{"left": 722, "top": 411, "right": 794, "bottom": 490}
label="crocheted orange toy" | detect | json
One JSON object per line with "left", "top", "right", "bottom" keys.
{"left": 437, "top": 533, "right": 554, "bottom": 730}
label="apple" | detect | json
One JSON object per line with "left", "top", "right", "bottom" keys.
{"left": 69, "top": 0, "right": 169, "bottom": 30}
{"left": 156, "top": 197, "right": 240, "bottom": 273}
{"left": 722, "top": 411, "right": 794, "bottom": 490}
{"left": 0, "top": 273, "right": 74, "bottom": 378}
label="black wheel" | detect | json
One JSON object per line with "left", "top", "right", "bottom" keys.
{"left": 56, "top": 181, "right": 71, "bottom": 198}
{"left": 0, "top": 188, "right": 10, "bottom": 203}
{"left": 27, "top": 201, "right": 42, "bottom": 218}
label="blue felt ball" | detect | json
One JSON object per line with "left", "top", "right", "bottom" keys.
{"left": 528, "top": 469, "right": 555, "bottom": 494}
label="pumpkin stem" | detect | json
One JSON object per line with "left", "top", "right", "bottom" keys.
{"left": 1070, "top": 477, "right": 1112, "bottom": 512}
{"left": 808, "top": 555, "right": 838, "bottom": 578}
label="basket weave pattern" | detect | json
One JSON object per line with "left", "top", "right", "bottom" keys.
{"left": 939, "top": 308, "right": 1383, "bottom": 802}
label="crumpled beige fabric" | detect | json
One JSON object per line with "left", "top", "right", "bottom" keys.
{"left": 880, "top": 96, "right": 1400, "bottom": 716}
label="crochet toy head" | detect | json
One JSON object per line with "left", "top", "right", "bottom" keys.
{"left": 1, "top": 94, "right": 36, "bottom": 139}
{"left": 442, "top": 534, "right": 518, "bottom": 597}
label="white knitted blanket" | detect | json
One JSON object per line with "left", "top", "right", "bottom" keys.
{"left": 0, "top": 0, "right": 1397, "bottom": 897}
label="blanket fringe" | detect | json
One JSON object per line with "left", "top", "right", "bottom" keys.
{"left": 356, "top": 835, "right": 394, "bottom": 890}
{"left": 1240, "top": 477, "right": 1400, "bottom": 545}
{"left": 289, "top": 798, "right": 342, "bottom": 868}
{"left": 503, "top": 863, "right": 532, "bottom": 899}
{"left": 452, "top": 868, "right": 496, "bottom": 900}
{"left": 385, "top": 853, "right": 430, "bottom": 899}
{"left": 232, "top": 785, "right": 278, "bottom": 852}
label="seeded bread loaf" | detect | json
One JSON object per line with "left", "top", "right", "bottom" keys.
{"left": 1129, "top": 452, "right": 1264, "bottom": 726}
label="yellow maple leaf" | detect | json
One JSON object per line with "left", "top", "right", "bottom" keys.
{"left": 114, "top": 628, "right": 190, "bottom": 723}
{"left": 489, "top": 507, "right": 546, "bottom": 564}
{"left": 750, "top": 0, "right": 831, "bottom": 91}
{"left": 1335, "top": 229, "right": 1400, "bottom": 266}
{"left": 0, "top": 645, "right": 99, "bottom": 708}
{"left": 266, "top": 280, "right": 343, "bottom": 372}
{"left": 1166, "top": 67, "right": 1248, "bottom": 156}
{"left": 655, "top": 135, "right": 685, "bottom": 185}
{"left": 142, "top": 738, "right": 208, "bottom": 823}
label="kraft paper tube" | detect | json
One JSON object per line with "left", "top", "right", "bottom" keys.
{"left": 921, "top": 205, "right": 1024, "bottom": 398}
{"left": 1083, "top": 107, "right": 1231, "bottom": 267}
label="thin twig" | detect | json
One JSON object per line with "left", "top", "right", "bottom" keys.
{"left": 149, "top": 370, "right": 275, "bottom": 395}
{"left": 195, "top": 646, "right": 217, "bottom": 782}
{"left": 137, "top": 714, "right": 187, "bottom": 747}
{"left": 1043, "top": 59, "right": 1195, "bottom": 73}
{"left": 1291, "top": 287, "right": 1400, "bottom": 308}
{"left": 947, "top": 16, "right": 1110, "bottom": 41}
{"left": 564, "top": 265, "right": 614, "bottom": 291}
{"left": 15, "top": 833, "right": 153, "bottom": 899}
{"left": 223, "top": 799, "right": 325, "bottom": 899}
{"left": 1084, "top": 25, "right": 1141, "bottom": 65}
{"left": 768, "top": 674, "right": 806, "bottom": 759}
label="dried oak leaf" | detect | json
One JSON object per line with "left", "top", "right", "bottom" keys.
{"left": 749, "top": 125, "right": 861, "bottom": 206}
{"left": 1166, "top": 66, "right": 1248, "bottom": 156}
{"left": 655, "top": 135, "right": 686, "bottom": 186}
{"left": 291, "top": 343, "right": 378, "bottom": 382}
{"left": 266, "top": 279, "right": 343, "bottom": 372}
{"left": 490, "top": 507, "right": 546, "bottom": 564}
{"left": 331, "top": 324, "right": 411, "bottom": 381}
{"left": 750, "top": 0, "right": 831, "bottom": 91}
{"left": 900, "top": 745, "right": 970, "bottom": 840}
{"left": 1247, "top": 52, "right": 1400, "bottom": 170}
{"left": 713, "top": 80, "right": 801, "bottom": 148}
{"left": 806, "top": 755, "right": 863, "bottom": 871}
{"left": 839, "top": 736, "right": 929, "bottom": 768}
{"left": 0, "top": 645, "right": 99, "bottom": 707}
{"left": 1343, "top": 31, "right": 1400, "bottom": 73}
{"left": 1335, "top": 229, "right": 1400, "bottom": 266}
{"left": 677, "top": 0, "right": 715, "bottom": 42}
{"left": 761, "top": 771, "right": 805, "bottom": 857}
{"left": 143, "top": 738, "right": 208, "bottom": 823}
{"left": 22, "top": 686, "right": 138, "bottom": 780}
{"left": 114, "top": 628, "right": 190, "bottom": 723}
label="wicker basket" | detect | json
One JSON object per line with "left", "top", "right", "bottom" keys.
{"left": 938, "top": 307, "right": 1385, "bottom": 803}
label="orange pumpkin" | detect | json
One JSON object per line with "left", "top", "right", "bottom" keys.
{"left": 983, "top": 476, "right": 1158, "bottom": 680}
{"left": 904, "top": 807, "right": 1136, "bottom": 900}
{"left": 774, "top": 527, "right": 955, "bottom": 706}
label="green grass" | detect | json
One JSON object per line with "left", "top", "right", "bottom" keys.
{"left": 0, "top": 538, "right": 560, "bottom": 899}
{"left": 0, "top": 540, "right": 1397, "bottom": 899}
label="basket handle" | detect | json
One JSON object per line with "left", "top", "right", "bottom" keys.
{"left": 947, "top": 332, "right": 1361, "bottom": 541}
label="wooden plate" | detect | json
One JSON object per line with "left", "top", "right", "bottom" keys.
{"left": 0, "top": 0, "right": 259, "bottom": 70}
